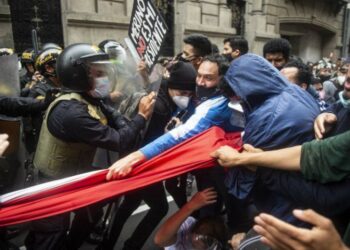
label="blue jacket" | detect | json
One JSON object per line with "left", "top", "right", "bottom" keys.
{"left": 140, "top": 95, "right": 244, "bottom": 159}
{"left": 224, "top": 54, "right": 320, "bottom": 224}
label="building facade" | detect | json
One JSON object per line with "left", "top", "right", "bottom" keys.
{"left": 0, "top": 0, "right": 349, "bottom": 63}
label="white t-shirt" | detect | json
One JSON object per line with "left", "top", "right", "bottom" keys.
{"left": 165, "top": 216, "right": 197, "bottom": 250}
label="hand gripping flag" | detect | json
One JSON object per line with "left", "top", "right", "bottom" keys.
{"left": 0, "top": 126, "right": 241, "bottom": 226}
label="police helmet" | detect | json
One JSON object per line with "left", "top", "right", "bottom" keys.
{"left": 21, "top": 48, "right": 36, "bottom": 64}
{"left": 0, "top": 48, "right": 14, "bottom": 57}
{"left": 56, "top": 43, "right": 109, "bottom": 92}
{"left": 98, "top": 39, "right": 126, "bottom": 61}
{"left": 42, "top": 43, "right": 62, "bottom": 51}
{"left": 35, "top": 48, "right": 62, "bottom": 77}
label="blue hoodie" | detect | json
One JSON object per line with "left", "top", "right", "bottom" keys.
{"left": 224, "top": 54, "right": 320, "bottom": 224}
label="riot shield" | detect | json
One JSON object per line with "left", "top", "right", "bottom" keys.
{"left": 0, "top": 54, "right": 21, "bottom": 192}
{"left": 106, "top": 42, "right": 163, "bottom": 119}
{"left": 0, "top": 54, "right": 20, "bottom": 97}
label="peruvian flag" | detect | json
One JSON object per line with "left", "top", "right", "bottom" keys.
{"left": 0, "top": 127, "right": 241, "bottom": 226}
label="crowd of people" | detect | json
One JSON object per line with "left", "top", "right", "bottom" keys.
{"left": 0, "top": 33, "right": 349, "bottom": 250}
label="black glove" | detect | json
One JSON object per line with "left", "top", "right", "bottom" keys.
{"left": 99, "top": 101, "right": 128, "bottom": 129}
{"left": 44, "top": 88, "right": 60, "bottom": 108}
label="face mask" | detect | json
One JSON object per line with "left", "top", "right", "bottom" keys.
{"left": 228, "top": 100, "right": 244, "bottom": 112}
{"left": 196, "top": 86, "right": 220, "bottom": 102}
{"left": 89, "top": 76, "right": 110, "bottom": 99}
{"left": 178, "top": 56, "right": 191, "bottom": 63}
{"left": 337, "top": 75, "right": 346, "bottom": 86}
{"left": 223, "top": 53, "right": 233, "bottom": 63}
{"left": 319, "top": 74, "right": 331, "bottom": 82}
{"left": 339, "top": 91, "right": 350, "bottom": 109}
{"left": 172, "top": 95, "right": 190, "bottom": 110}
{"left": 318, "top": 90, "right": 325, "bottom": 100}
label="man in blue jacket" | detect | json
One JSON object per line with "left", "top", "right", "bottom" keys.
{"left": 107, "top": 54, "right": 244, "bottom": 179}
{"left": 222, "top": 54, "right": 350, "bottom": 245}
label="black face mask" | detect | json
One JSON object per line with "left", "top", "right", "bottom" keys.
{"left": 196, "top": 86, "right": 221, "bottom": 102}
{"left": 223, "top": 53, "right": 233, "bottom": 63}
{"left": 319, "top": 74, "right": 331, "bottom": 82}
{"left": 178, "top": 56, "right": 191, "bottom": 63}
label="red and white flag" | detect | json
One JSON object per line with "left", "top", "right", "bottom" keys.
{"left": 0, "top": 127, "right": 241, "bottom": 226}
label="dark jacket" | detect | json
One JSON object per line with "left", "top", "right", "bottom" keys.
{"left": 224, "top": 54, "right": 321, "bottom": 225}
{"left": 141, "top": 82, "right": 177, "bottom": 145}
{"left": 0, "top": 95, "right": 46, "bottom": 117}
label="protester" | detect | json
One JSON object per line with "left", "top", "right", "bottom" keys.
{"left": 178, "top": 34, "right": 212, "bottom": 70}
{"left": 154, "top": 188, "right": 229, "bottom": 250}
{"left": 222, "top": 36, "right": 249, "bottom": 62}
{"left": 98, "top": 61, "right": 197, "bottom": 250}
{"left": 254, "top": 209, "right": 349, "bottom": 250}
{"left": 263, "top": 38, "right": 291, "bottom": 70}
{"left": 0, "top": 134, "right": 9, "bottom": 156}
{"left": 281, "top": 60, "right": 327, "bottom": 111}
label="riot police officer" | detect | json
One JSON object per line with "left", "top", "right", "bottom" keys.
{"left": 21, "top": 47, "right": 62, "bottom": 154}
{"left": 25, "top": 43, "right": 155, "bottom": 250}
{"left": 20, "top": 48, "right": 36, "bottom": 89}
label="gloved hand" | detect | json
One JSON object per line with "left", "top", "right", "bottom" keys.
{"left": 44, "top": 88, "right": 60, "bottom": 108}
{"left": 99, "top": 101, "right": 128, "bottom": 129}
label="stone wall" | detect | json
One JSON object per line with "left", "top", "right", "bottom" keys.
{"left": 1, "top": 0, "right": 347, "bottom": 62}
{"left": 60, "top": 0, "right": 132, "bottom": 46}
{"left": 245, "top": 0, "right": 346, "bottom": 62}
{"left": 61, "top": 0, "right": 236, "bottom": 55}
{"left": 174, "top": 0, "right": 235, "bottom": 54}
{"left": 0, "top": 0, "right": 13, "bottom": 48}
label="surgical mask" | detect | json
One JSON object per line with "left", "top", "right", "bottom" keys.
{"left": 337, "top": 75, "right": 346, "bottom": 86}
{"left": 196, "top": 86, "right": 221, "bottom": 102}
{"left": 90, "top": 76, "right": 110, "bottom": 99}
{"left": 339, "top": 91, "right": 350, "bottom": 109}
{"left": 172, "top": 95, "right": 190, "bottom": 110}
{"left": 228, "top": 100, "right": 244, "bottom": 112}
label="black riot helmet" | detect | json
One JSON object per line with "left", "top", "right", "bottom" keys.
{"left": 21, "top": 48, "right": 35, "bottom": 64}
{"left": 35, "top": 48, "right": 62, "bottom": 78}
{"left": 42, "top": 43, "right": 62, "bottom": 51}
{"left": 56, "top": 43, "right": 109, "bottom": 92}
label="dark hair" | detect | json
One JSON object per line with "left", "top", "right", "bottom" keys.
{"left": 311, "top": 77, "right": 322, "bottom": 85}
{"left": 183, "top": 34, "right": 212, "bottom": 57}
{"left": 202, "top": 54, "right": 230, "bottom": 76}
{"left": 211, "top": 43, "right": 220, "bottom": 55}
{"left": 284, "top": 59, "right": 312, "bottom": 87}
{"left": 191, "top": 216, "right": 228, "bottom": 248}
{"left": 263, "top": 38, "right": 291, "bottom": 61}
{"left": 223, "top": 36, "right": 249, "bottom": 55}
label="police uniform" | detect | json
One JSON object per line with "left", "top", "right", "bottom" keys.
{"left": 25, "top": 43, "right": 147, "bottom": 250}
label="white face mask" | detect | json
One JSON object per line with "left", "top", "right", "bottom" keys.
{"left": 172, "top": 95, "right": 190, "bottom": 110}
{"left": 228, "top": 100, "right": 244, "bottom": 112}
{"left": 89, "top": 76, "right": 110, "bottom": 99}
{"left": 337, "top": 75, "right": 346, "bottom": 86}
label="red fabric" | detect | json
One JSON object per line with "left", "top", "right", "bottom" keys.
{"left": 0, "top": 126, "right": 241, "bottom": 227}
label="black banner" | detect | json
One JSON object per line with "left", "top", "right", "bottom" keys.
{"left": 128, "top": 0, "right": 168, "bottom": 71}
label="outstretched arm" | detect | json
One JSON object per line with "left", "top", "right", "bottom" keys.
{"left": 154, "top": 188, "right": 217, "bottom": 247}
{"left": 211, "top": 144, "right": 302, "bottom": 171}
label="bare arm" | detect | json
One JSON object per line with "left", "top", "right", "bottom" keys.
{"left": 154, "top": 188, "right": 217, "bottom": 247}
{"left": 211, "top": 144, "right": 302, "bottom": 171}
